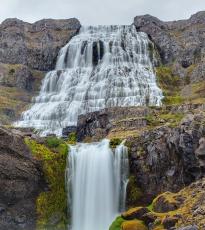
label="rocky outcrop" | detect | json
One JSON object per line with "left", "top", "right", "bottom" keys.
{"left": 128, "top": 111, "right": 205, "bottom": 204}
{"left": 0, "top": 18, "right": 81, "bottom": 71}
{"left": 110, "top": 178, "right": 205, "bottom": 229}
{"left": 76, "top": 107, "right": 149, "bottom": 141}
{"left": 0, "top": 127, "right": 45, "bottom": 229}
{"left": 134, "top": 11, "right": 205, "bottom": 82}
{"left": 0, "top": 18, "right": 81, "bottom": 125}
{"left": 75, "top": 105, "right": 205, "bottom": 205}
{"left": 0, "top": 63, "right": 34, "bottom": 90}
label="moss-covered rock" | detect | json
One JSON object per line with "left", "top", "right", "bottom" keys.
{"left": 110, "top": 138, "right": 122, "bottom": 148}
{"left": 67, "top": 132, "right": 77, "bottom": 144}
{"left": 126, "top": 176, "right": 143, "bottom": 207}
{"left": 122, "top": 207, "right": 149, "bottom": 220}
{"left": 25, "top": 137, "right": 68, "bottom": 229}
{"left": 156, "top": 66, "right": 184, "bottom": 105}
{"left": 121, "top": 220, "right": 148, "bottom": 230}
{"left": 116, "top": 178, "right": 205, "bottom": 229}
{"left": 153, "top": 192, "right": 181, "bottom": 213}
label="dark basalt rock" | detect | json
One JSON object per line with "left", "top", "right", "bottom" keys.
{"left": 0, "top": 127, "right": 45, "bottom": 229}
{"left": 0, "top": 64, "right": 34, "bottom": 90}
{"left": 0, "top": 18, "right": 81, "bottom": 71}
{"left": 128, "top": 113, "right": 205, "bottom": 205}
{"left": 134, "top": 11, "right": 205, "bottom": 82}
{"left": 76, "top": 105, "right": 205, "bottom": 206}
{"left": 92, "top": 40, "right": 104, "bottom": 66}
{"left": 62, "top": 126, "right": 77, "bottom": 138}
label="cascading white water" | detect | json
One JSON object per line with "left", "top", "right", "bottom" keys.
{"left": 66, "top": 139, "right": 129, "bottom": 230}
{"left": 15, "top": 25, "right": 163, "bottom": 136}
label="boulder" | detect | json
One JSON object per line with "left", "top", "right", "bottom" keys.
{"left": 153, "top": 192, "right": 181, "bottom": 213}
{"left": 122, "top": 207, "right": 149, "bottom": 220}
{"left": 121, "top": 220, "right": 148, "bottom": 230}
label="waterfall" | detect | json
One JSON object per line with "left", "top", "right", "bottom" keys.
{"left": 66, "top": 139, "right": 129, "bottom": 230}
{"left": 15, "top": 25, "right": 163, "bottom": 136}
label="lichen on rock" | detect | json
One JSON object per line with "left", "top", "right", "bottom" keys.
{"left": 25, "top": 137, "right": 68, "bottom": 229}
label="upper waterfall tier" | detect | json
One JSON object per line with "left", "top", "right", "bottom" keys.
{"left": 15, "top": 25, "right": 163, "bottom": 136}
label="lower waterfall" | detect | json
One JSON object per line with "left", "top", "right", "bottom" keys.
{"left": 66, "top": 139, "right": 129, "bottom": 230}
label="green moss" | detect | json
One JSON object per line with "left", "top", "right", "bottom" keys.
{"left": 145, "top": 114, "right": 160, "bottom": 127}
{"left": 67, "top": 132, "right": 77, "bottom": 144}
{"left": 147, "top": 203, "right": 154, "bottom": 212}
{"left": 159, "top": 113, "right": 184, "bottom": 128}
{"left": 25, "top": 138, "right": 68, "bottom": 229}
{"left": 162, "top": 96, "right": 184, "bottom": 105}
{"left": 46, "top": 136, "right": 65, "bottom": 148}
{"left": 110, "top": 138, "right": 122, "bottom": 148}
{"left": 109, "top": 216, "right": 125, "bottom": 230}
{"left": 122, "top": 220, "right": 148, "bottom": 230}
{"left": 156, "top": 66, "right": 184, "bottom": 105}
{"left": 127, "top": 176, "right": 143, "bottom": 206}
{"left": 145, "top": 112, "right": 184, "bottom": 129}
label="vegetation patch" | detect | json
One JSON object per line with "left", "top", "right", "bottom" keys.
{"left": 145, "top": 111, "right": 184, "bottom": 128}
{"left": 25, "top": 137, "right": 68, "bottom": 230}
{"left": 126, "top": 176, "right": 143, "bottom": 207}
{"left": 109, "top": 216, "right": 125, "bottom": 230}
{"left": 110, "top": 138, "right": 123, "bottom": 148}
{"left": 156, "top": 66, "right": 184, "bottom": 105}
{"left": 67, "top": 132, "right": 77, "bottom": 144}
{"left": 181, "top": 81, "right": 205, "bottom": 104}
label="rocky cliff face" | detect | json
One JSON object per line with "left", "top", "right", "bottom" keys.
{"left": 134, "top": 11, "right": 205, "bottom": 83}
{"left": 0, "top": 127, "right": 45, "bottom": 229}
{"left": 76, "top": 104, "right": 205, "bottom": 206}
{"left": 0, "top": 18, "right": 80, "bottom": 71}
{"left": 0, "top": 18, "right": 81, "bottom": 125}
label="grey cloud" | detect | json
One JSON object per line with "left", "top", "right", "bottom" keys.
{"left": 0, "top": 0, "right": 205, "bottom": 25}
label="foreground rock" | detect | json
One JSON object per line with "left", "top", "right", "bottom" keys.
{"left": 110, "top": 178, "right": 205, "bottom": 229}
{"left": 0, "top": 127, "right": 45, "bottom": 229}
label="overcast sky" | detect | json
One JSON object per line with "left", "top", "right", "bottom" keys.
{"left": 0, "top": 0, "right": 205, "bottom": 25}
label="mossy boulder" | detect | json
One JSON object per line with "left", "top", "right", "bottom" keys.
{"left": 121, "top": 220, "right": 148, "bottom": 230}
{"left": 162, "top": 216, "right": 179, "bottom": 229}
{"left": 122, "top": 207, "right": 149, "bottom": 220}
{"left": 126, "top": 176, "right": 143, "bottom": 207}
{"left": 153, "top": 192, "right": 181, "bottom": 213}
